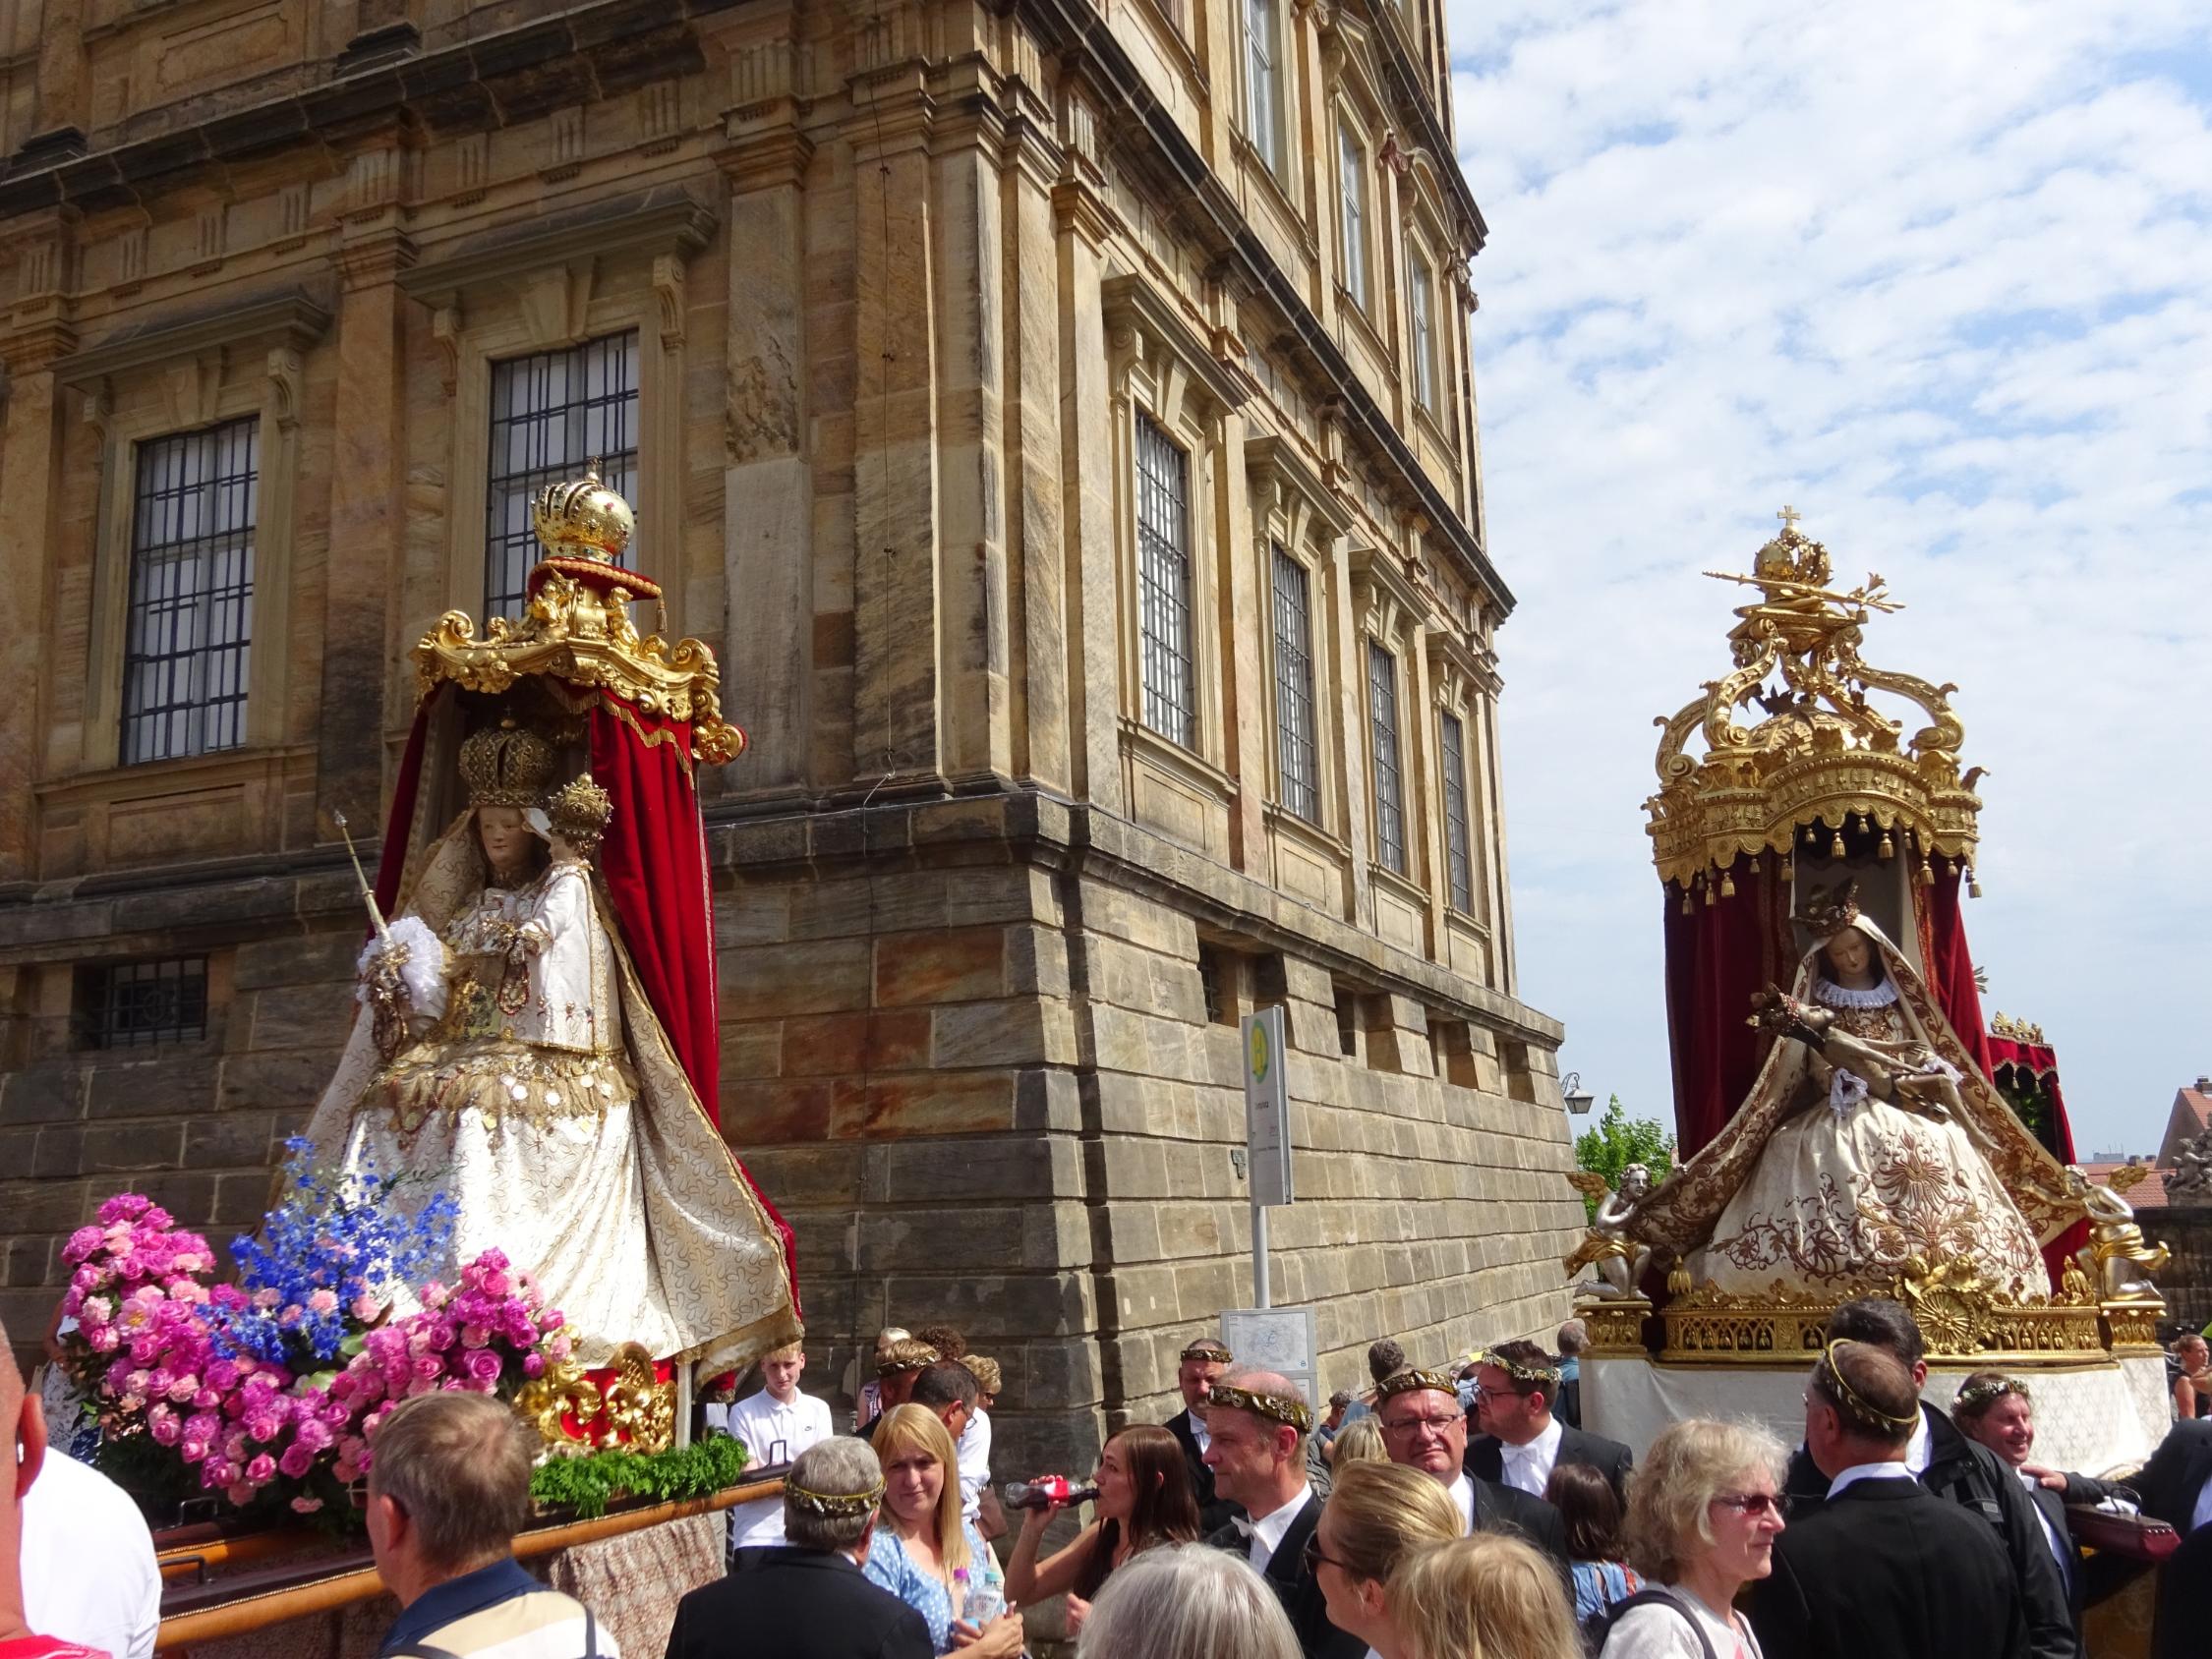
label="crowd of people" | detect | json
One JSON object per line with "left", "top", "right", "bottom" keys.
{"left": 7, "top": 1306, "right": 2212, "bottom": 1659}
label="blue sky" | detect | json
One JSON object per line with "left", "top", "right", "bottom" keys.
{"left": 1444, "top": 1, "right": 2212, "bottom": 1155}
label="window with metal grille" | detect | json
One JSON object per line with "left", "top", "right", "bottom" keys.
{"left": 121, "top": 419, "right": 258, "bottom": 765}
{"left": 77, "top": 956, "right": 209, "bottom": 1049}
{"left": 1135, "top": 413, "right": 1197, "bottom": 747}
{"left": 1339, "top": 122, "right": 1368, "bottom": 312}
{"left": 1409, "top": 253, "right": 1437, "bottom": 410}
{"left": 1246, "top": 0, "right": 1282, "bottom": 174}
{"left": 1441, "top": 710, "right": 1474, "bottom": 912}
{"left": 1368, "top": 641, "right": 1406, "bottom": 873}
{"left": 485, "top": 331, "right": 640, "bottom": 618}
{"left": 1270, "top": 545, "right": 1320, "bottom": 823}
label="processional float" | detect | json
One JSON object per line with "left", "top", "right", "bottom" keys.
{"left": 1563, "top": 511, "right": 2173, "bottom": 1473}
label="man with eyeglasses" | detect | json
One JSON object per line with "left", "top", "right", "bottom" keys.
{"left": 1372, "top": 1368, "right": 1568, "bottom": 1570}
{"left": 1751, "top": 1340, "right": 2022, "bottom": 1659}
{"left": 1199, "top": 1369, "right": 1362, "bottom": 1659}
{"left": 1463, "top": 1339, "right": 1633, "bottom": 1503}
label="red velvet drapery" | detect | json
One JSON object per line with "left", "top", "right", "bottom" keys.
{"left": 589, "top": 694, "right": 800, "bottom": 1311}
{"left": 371, "top": 694, "right": 439, "bottom": 921}
{"left": 1662, "top": 855, "right": 1795, "bottom": 1157}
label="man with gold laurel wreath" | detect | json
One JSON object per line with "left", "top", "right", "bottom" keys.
{"left": 302, "top": 466, "right": 798, "bottom": 1394}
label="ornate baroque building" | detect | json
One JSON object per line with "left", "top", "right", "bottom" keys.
{"left": 0, "top": 0, "right": 1579, "bottom": 1472}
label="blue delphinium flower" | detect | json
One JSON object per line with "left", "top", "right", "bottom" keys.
{"left": 211, "top": 1139, "right": 458, "bottom": 1369}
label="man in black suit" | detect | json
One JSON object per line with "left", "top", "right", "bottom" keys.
{"left": 1165, "top": 1337, "right": 1244, "bottom": 1534}
{"left": 666, "top": 1438, "right": 931, "bottom": 1659}
{"left": 1751, "top": 1341, "right": 2024, "bottom": 1659}
{"left": 1782, "top": 1298, "right": 2075, "bottom": 1659}
{"left": 1372, "top": 1367, "right": 1569, "bottom": 1569}
{"left": 1463, "top": 1339, "right": 1632, "bottom": 1503}
{"left": 1199, "top": 1368, "right": 1362, "bottom": 1659}
{"left": 2124, "top": 1416, "right": 2212, "bottom": 1659}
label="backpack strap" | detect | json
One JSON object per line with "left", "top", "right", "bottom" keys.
{"left": 582, "top": 1607, "right": 600, "bottom": 1659}
{"left": 1604, "top": 1588, "right": 1718, "bottom": 1659}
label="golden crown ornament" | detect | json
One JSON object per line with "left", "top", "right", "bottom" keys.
{"left": 547, "top": 774, "right": 614, "bottom": 853}
{"left": 459, "top": 717, "right": 558, "bottom": 808}
{"left": 532, "top": 464, "right": 636, "bottom": 563}
{"left": 1791, "top": 880, "right": 1864, "bottom": 940}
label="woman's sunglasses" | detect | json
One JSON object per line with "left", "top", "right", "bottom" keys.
{"left": 1711, "top": 1491, "right": 1782, "bottom": 1517}
{"left": 1302, "top": 1533, "right": 1353, "bottom": 1574}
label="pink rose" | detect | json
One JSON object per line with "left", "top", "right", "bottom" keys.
{"left": 522, "top": 1353, "right": 546, "bottom": 1379}
{"left": 548, "top": 1334, "right": 572, "bottom": 1362}
{"left": 460, "top": 1324, "right": 490, "bottom": 1350}
{"left": 421, "top": 1283, "right": 450, "bottom": 1311}
{"left": 291, "top": 1496, "right": 324, "bottom": 1515}
{"left": 245, "top": 1454, "right": 277, "bottom": 1486}
{"left": 168, "top": 1374, "right": 200, "bottom": 1402}
{"left": 246, "top": 1412, "right": 284, "bottom": 1444}
{"left": 252, "top": 1287, "right": 281, "bottom": 1311}
{"left": 464, "top": 1349, "right": 502, "bottom": 1385}
{"left": 150, "top": 1412, "right": 182, "bottom": 1447}
{"left": 351, "top": 1295, "right": 381, "bottom": 1322}
{"left": 413, "top": 1355, "right": 443, "bottom": 1382}
{"left": 308, "top": 1288, "right": 338, "bottom": 1315}
{"left": 539, "top": 1309, "right": 564, "bottom": 1333}
{"left": 480, "top": 1269, "right": 511, "bottom": 1297}
{"left": 277, "top": 1444, "right": 316, "bottom": 1480}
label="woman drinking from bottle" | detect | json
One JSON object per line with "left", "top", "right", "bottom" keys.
{"left": 1006, "top": 1424, "right": 1202, "bottom": 1637}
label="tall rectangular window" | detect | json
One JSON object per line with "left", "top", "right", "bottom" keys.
{"left": 121, "top": 418, "right": 258, "bottom": 765}
{"left": 1135, "top": 413, "right": 1197, "bottom": 748}
{"left": 1339, "top": 123, "right": 1368, "bottom": 312}
{"left": 1409, "top": 253, "right": 1437, "bottom": 410}
{"left": 486, "top": 330, "right": 640, "bottom": 617}
{"left": 1440, "top": 710, "right": 1474, "bottom": 912}
{"left": 1246, "top": 0, "right": 1282, "bottom": 174}
{"left": 1271, "top": 545, "right": 1320, "bottom": 824}
{"left": 1368, "top": 641, "right": 1406, "bottom": 873}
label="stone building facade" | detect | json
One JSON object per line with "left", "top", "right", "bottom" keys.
{"left": 0, "top": 0, "right": 1580, "bottom": 1476}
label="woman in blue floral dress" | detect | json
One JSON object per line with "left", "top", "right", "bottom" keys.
{"left": 866, "top": 1405, "right": 1022, "bottom": 1656}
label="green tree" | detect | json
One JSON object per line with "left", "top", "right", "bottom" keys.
{"left": 1573, "top": 1095, "right": 1676, "bottom": 1220}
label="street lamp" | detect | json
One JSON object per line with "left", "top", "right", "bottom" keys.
{"left": 1560, "top": 1070, "right": 1596, "bottom": 1116}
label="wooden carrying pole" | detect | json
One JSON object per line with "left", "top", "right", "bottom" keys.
{"left": 155, "top": 1475, "right": 785, "bottom": 1651}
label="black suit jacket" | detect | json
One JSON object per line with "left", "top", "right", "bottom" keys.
{"left": 1465, "top": 1423, "right": 1634, "bottom": 1502}
{"left": 1465, "top": 1473, "right": 1572, "bottom": 1572}
{"left": 666, "top": 1546, "right": 931, "bottom": 1659}
{"left": 2153, "top": 1510, "right": 2212, "bottom": 1659}
{"left": 1784, "top": 1403, "right": 2074, "bottom": 1659}
{"left": 1750, "top": 1477, "right": 2026, "bottom": 1659}
{"left": 1167, "top": 1407, "right": 1246, "bottom": 1535}
{"left": 1205, "top": 1495, "right": 1365, "bottom": 1659}
{"left": 2132, "top": 1416, "right": 2212, "bottom": 1531}
{"left": 2024, "top": 1471, "right": 2122, "bottom": 1636}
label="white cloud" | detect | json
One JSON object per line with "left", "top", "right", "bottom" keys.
{"left": 1447, "top": 0, "right": 2212, "bottom": 1154}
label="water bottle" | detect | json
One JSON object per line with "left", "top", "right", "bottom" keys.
{"left": 962, "top": 1561, "right": 1008, "bottom": 1626}
{"left": 1003, "top": 1474, "right": 1099, "bottom": 1510}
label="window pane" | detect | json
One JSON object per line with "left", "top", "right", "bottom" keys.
{"left": 122, "top": 418, "right": 259, "bottom": 765}
{"left": 80, "top": 956, "right": 209, "bottom": 1049}
{"left": 1441, "top": 711, "right": 1474, "bottom": 912}
{"left": 1368, "top": 641, "right": 1405, "bottom": 873}
{"left": 1247, "top": 0, "right": 1279, "bottom": 172}
{"left": 1340, "top": 125, "right": 1368, "bottom": 311}
{"left": 1410, "top": 257, "right": 1436, "bottom": 410}
{"left": 1271, "top": 545, "right": 1319, "bottom": 823}
{"left": 1135, "top": 414, "right": 1197, "bottom": 748}
{"left": 485, "top": 331, "right": 641, "bottom": 617}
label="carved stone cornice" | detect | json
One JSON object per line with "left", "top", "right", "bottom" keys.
{"left": 714, "top": 128, "right": 815, "bottom": 192}
{"left": 334, "top": 227, "right": 418, "bottom": 292}
{"left": 1102, "top": 273, "right": 1254, "bottom": 418}
{"left": 396, "top": 194, "right": 716, "bottom": 307}
{"left": 53, "top": 288, "right": 330, "bottom": 387}
{"left": 1246, "top": 432, "right": 1354, "bottom": 539}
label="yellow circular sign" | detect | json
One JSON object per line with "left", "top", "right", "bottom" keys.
{"left": 1249, "top": 1022, "right": 1270, "bottom": 1082}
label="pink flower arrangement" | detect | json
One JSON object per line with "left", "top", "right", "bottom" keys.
{"left": 60, "top": 1195, "right": 562, "bottom": 1521}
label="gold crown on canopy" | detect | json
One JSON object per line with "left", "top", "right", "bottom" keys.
{"left": 459, "top": 717, "right": 557, "bottom": 808}
{"left": 532, "top": 464, "right": 635, "bottom": 563}
{"left": 1791, "top": 879, "right": 1863, "bottom": 940}
{"left": 1647, "top": 508, "right": 1984, "bottom": 905}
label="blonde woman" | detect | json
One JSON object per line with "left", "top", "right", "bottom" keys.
{"left": 1389, "top": 1533, "right": 1582, "bottom": 1659}
{"left": 1603, "top": 1418, "right": 1787, "bottom": 1659}
{"left": 1310, "top": 1460, "right": 1463, "bottom": 1652}
{"left": 867, "top": 1404, "right": 1021, "bottom": 1656}
{"left": 1329, "top": 1416, "right": 1388, "bottom": 1469}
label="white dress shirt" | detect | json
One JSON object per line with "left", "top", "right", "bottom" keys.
{"left": 2192, "top": 1469, "right": 2212, "bottom": 1533}
{"left": 1246, "top": 1483, "right": 1313, "bottom": 1572}
{"left": 1904, "top": 1406, "right": 1932, "bottom": 1476}
{"left": 724, "top": 1387, "right": 835, "bottom": 1548}
{"left": 2016, "top": 1468, "right": 2071, "bottom": 1583}
{"left": 1498, "top": 1415, "right": 1565, "bottom": 1497}
{"left": 22, "top": 1452, "right": 161, "bottom": 1659}
{"left": 1826, "top": 1459, "right": 1918, "bottom": 1497}
{"left": 1187, "top": 1411, "right": 1211, "bottom": 1456}
{"left": 1446, "top": 1472, "right": 1478, "bottom": 1534}
{"left": 957, "top": 1406, "right": 993, "bottom": 1522}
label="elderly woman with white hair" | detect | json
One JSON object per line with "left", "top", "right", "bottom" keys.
{"left": 1600, "top": 1419, "right": 1788, "bottom": 1659}
{"left": 1076, "top": 1543, "right": 1302, "bottom": 1659}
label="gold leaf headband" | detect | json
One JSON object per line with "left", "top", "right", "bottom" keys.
{"left": 1474, "top": 1349, "right": 1562, "bottom": 1388}
{"left": 1373, "top": 1368, "right": 1460, "bottom": 1405}
{"left": 1954, "top": 1376, "right": 2031, "bottom": 1415}
{"left": 877, "top": 1342, "right": 940, "bottom": 1378}
{"left": 1181, "top": 1340, "right": 1234, "bottom": 1364}
{"left": 785, "top": 1474, "right": 885, "bottom": 1518}
{"left": 1209, "top": 1382, "right": 1312, "bottom": 1434}
{"left": 1816, "top": 1340, "right": 1920, "bottom": 1433}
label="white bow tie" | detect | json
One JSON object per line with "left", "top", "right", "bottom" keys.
{"left": 1231, "top": 1516, "right": 1255, "bottom": 1538}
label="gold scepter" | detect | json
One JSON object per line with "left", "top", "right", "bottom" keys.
{"left": 329, "top": 809, "right": 394, "bottom": 951}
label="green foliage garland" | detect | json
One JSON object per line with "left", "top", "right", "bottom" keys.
{"left": 1573, "top": 1095, "right": 1676, "bottom": 1220}
{"left": 528, "top": 1432, "right": 754, "bottom": 1520}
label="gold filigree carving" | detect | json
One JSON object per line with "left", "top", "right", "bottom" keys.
{"left": 1648, "top": 512, "right": 1982, "bottom": 892}
{"left": 599, "top": 1342, "right": 676, "bottom": 1453}
{"left": 515, "top": 1356, "right": 605, "bottom": 1449}
{"left": 1655, "top": 1277, "right": 2105, "bottom": 1365}
{"left": 1580, "top": 1299, "right": 1653, "bottom": 1356}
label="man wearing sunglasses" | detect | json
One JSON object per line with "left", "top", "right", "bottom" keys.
{"left": 1373, "top": 1368, "right": 1569, "bottom": 1571}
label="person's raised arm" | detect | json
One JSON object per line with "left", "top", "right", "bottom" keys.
{"left": 1003, "top": 1503, "right": 1100, "bottom": 1607}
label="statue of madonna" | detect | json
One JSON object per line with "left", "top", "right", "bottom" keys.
{"left": 302, "top": 715, "right": 797, "bottom": 1373}
{"left": 1631, "top": 882, "right": 2071, "bottom": 1303}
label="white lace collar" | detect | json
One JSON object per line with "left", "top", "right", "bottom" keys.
{"left": 1814, "top": 977, "right": 1897, "bottom": 1010}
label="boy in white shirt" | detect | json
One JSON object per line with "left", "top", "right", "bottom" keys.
{"left": 723, "top": 1343, "right": 836, "bottom": 1551}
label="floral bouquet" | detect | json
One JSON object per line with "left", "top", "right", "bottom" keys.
{"left": 58, "top": 1140, "right": 564, "bottom": 1520}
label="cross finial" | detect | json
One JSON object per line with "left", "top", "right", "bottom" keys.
{"left": 1776, "top": 504, "right": 1801, "bottom": 531}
